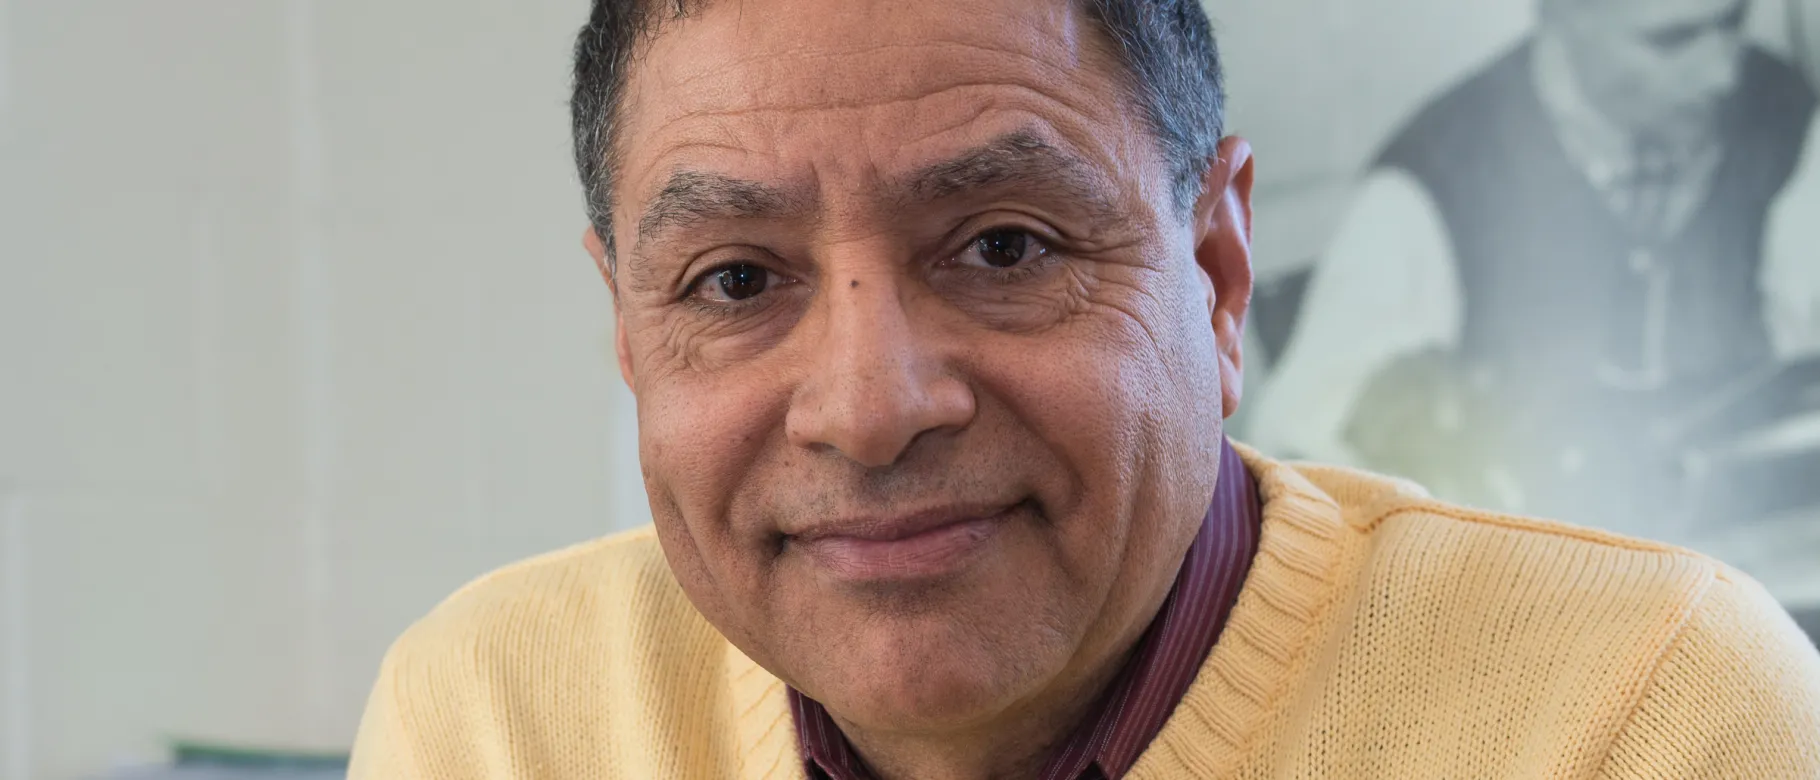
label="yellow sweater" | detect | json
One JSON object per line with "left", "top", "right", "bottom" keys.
{"left": 350, "top": 447, "right": 1820, "bottom": 779}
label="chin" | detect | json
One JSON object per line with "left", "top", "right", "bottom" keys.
{"left": 807, "top": 610, "right": 1067, "bottom": 731}
{"left": 831, "top": 650, "right": 1034, "bottom": 730}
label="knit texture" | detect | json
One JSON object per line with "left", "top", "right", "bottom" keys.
{"left": 349, "top": 445, "right": 1820, "bottom": 778}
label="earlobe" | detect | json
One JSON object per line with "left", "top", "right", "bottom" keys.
{"left": 1216, "top": 309, "right": 1245, "bottom": 417}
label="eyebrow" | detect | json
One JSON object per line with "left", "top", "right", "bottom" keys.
{"left": 636, "top": 170, "right": 809, "bottom": 246}
{"left": 894, "top": 131, "right": 1122, "bottom": 221}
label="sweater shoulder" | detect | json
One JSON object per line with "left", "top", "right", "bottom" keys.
{"left": 1206, "top": 449, "right": 1820, "bottom": 777}
{"left": 1250, "top": 452, "right": 1728, "bottom": 667}
{"left": 434, "top": 524, "right": 671, "bottom": 618}
{"left": 1339, "top": 470, "right": 1721, "bottom": 613}
{"left": 1596, "top": 567, "right": 1820, "bottom": 776}
{"left": 1283, "top": 456, "right": 1734, "bottom": 665}
{"left": 351, "top": 527, "right": 738, "bottom": 778}
{"left": 1258, "top": 459, "right": 1801, "bottom": 774}
{"left": 1284, "top": 454, "right": 1702, "bottom": 560}
{"left": 392, "top": 525, "right": 709, "bottom": 669}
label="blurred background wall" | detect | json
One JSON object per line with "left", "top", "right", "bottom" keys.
{"left": 0, "top": 0, "right": 1814, "bottom": 778}
{"left": 0, "top": 2, "right": 639, "bottom": 777}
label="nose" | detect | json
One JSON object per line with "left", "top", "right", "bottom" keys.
{"left": 785, "top": 274, "right": 976, "bottom": 468}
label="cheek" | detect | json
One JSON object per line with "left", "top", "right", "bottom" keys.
{"left": 968, "top": 286, "right": 1222, "bottom": 653}
{"left": 1099, "top": 265, "right": 1228, "bottom": 490}
{"left": 973, "top": 266, "right": 1223, "bottom": 522}
{"left": 638, "top": 379, "right": 782, "bottom": 517}
{"left": 633, "top": 343, "right": 793, "bottom": 592}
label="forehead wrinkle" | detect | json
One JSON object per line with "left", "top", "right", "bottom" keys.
{"left": 645, "top": 8, "right": 1092, "bottom": 95}
{"left": 646, "top": 76, "right": 1110, "bottom": 137}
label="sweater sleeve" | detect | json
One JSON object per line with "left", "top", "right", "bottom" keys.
{"left": 347, "top": 645, "right": 426, "bottom": 780}
{"left": 1595, "top": 570, "right": 1820, "bottom": 779}
{"left": 347, "top": 626, "right": 504, "bottom": 780}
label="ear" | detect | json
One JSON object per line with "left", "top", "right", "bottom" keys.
{"left": 583, "top": 226, "right": 637, "bottom": 391}
{"left": 1190, "top": 137, "right": 1255, "bottom": 420}
{"left": 614, "top": 306, "right": 636, "bottom": 392}
{"left": 583, "top": 225, "right": 614, "bottom": 288}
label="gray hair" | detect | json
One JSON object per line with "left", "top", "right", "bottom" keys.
{"left": 570, "top": 0, "right": 1227, "bottom": 267}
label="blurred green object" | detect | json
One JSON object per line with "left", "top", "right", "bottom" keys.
{"left": 170, "top": 741, "right": 349, "bottom": 771}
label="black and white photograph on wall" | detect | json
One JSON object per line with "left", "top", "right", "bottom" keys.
{"left": 1225, "top": 0, "right": 1820, "bottom": 639}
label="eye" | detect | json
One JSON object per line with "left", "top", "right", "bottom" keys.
{"left": 954, "top": 229, "right": 1049, "bottom": 270}
{"left": 691, "top": 262, "right": 774, "bottom": 303}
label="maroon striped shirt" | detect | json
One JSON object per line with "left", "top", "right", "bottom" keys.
{"left": 790, "top": 437, "right": 1262, "bottom": 780}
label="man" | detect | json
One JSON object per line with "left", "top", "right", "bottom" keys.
{"left": 349, "top": 0, "right": 1820, "bottom": 777}
{"left": 1249, "top": 0, "right": 1820, "bottom": 527}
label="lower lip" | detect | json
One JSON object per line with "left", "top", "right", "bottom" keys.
{"left": 795, "top": 514, "right": 1007, "bottom": 582}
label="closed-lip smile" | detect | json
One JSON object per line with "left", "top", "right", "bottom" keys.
{"left": 788, "top": 501, "right": 1023, "bottom": 582}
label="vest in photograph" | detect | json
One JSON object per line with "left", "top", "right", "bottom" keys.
{"left": 1365, "top": 41, "right": 1816, "bottom": 521}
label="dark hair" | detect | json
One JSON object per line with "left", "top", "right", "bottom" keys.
{"left": 570, "top": 0, "right": 1225, "bottom": 264}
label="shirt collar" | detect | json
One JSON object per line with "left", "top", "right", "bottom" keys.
{"left": 790, "top": 437, "right": 1263, "bottom": 780}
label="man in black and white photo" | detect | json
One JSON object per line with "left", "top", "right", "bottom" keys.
{"left": 1251, "top": 0, "right": 1820, "bottom": 628}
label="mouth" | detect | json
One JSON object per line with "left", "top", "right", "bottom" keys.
{"left": 787, "top": 500, "right": 1027, "bottom": 583}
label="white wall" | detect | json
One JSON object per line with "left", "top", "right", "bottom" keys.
{"left": 0, "top": 1, "right": 642, "bottom": 777}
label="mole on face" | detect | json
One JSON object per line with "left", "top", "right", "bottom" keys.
{"left": 850, "top": 280, "right": 860, "bottom": 289}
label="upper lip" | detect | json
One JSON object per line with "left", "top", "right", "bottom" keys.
{"left": 788, "top": 501, "right": 1021, "bottom": 543}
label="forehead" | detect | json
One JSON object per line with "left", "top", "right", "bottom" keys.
{"left": 612, "top": 0, "right": 1148, "bottom": 214}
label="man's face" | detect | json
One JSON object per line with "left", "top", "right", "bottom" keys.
{"left": 597, "top": 0, "right": 1251, "bottom": 737}
{"left": 1558, "top": 0, "right": 1749, "bottom": 138}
